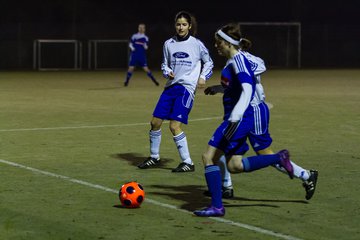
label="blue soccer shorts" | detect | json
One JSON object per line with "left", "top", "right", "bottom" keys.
{"left": 152, "top": 84, "right": 194, "bottom": 124}
{"left": 129, "top": 54, "right": 147, "bottom": 67}
{"left": 248, "top": 102, "right": 273, "bottom": 152}
{"left": 208, "top": 117, "right": 254, "bottom": 156}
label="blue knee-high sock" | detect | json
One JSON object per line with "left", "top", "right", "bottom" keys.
{"left": 147, "top": 72, "right": 157, "bottom": 82}
{"left": 205, "top": 165, "right": 222, "bottom": 208}
{"left": 125, "top": 72, "right": 132, "bottom": 83}
{"left": 242, "top": 154, "right": 280, "bottom": 172}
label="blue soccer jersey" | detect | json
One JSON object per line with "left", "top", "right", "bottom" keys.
{"left": 221, "top": 52, "right": 256, "bottom": 121}
{"left": 129, "top": 33, "right": 149, "bottom": 67}
{"left": 209, "top": 52, "right": 257, "bottom": 155}
{"left": 240, "top": 50, "right": 273, "bottom": 151}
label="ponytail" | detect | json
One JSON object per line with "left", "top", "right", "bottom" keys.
{"left": 240, "top": 38, "right": 252, "bottom": 51}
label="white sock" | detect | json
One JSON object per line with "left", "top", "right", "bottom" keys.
{"left": 219, "top": 155, "right": 232, "bottom": 188}
{"left": 273, "top": 160, "right": 309, "bottom": 181}
{"left": 149, "top": 129, "right": 161, "bottom": 159}
{"left": 173, "top": 132, "right": 192, "bottom": 165}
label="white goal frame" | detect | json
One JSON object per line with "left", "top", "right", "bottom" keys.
{"left": 33, "top": 39, "right": 82, "bottom": 70}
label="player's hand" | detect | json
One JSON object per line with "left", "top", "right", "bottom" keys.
{"left": 204, "top": 85, "right": 224, "bottom": 95}
{"left": 168, "top": 72, "right": 175, "bottom": 80}
{"left": 197, "top": 78, "right": 206, "bottom": 89}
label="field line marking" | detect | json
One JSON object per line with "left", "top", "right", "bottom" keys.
{"left": 0, "top": 158, "right": 301, "bottom": 240}
{"left": 0, "top": 116, "right": 222, "bottom": 132}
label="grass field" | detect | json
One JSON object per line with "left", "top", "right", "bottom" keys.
{"left": 1, "top": 69, "right": 359, "bottom": 240}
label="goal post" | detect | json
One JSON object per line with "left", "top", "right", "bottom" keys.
{"left": 239, "top": 22, "right": 301, "bottom": 68}
{"left": 88, "top": 40, "right": 129, "bottom": 70}
{"left": 33, "top": 39, "right": 82, "bottom": 70}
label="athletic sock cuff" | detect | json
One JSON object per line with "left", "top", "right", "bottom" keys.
{"left": 150, "top": 129, "right": 161, "bottom": 136}
{"left": 205, "top": 165, "right": 220, "bottom": 173}
{"left": 173, "top": 132, "right": 185, "bottom": 142}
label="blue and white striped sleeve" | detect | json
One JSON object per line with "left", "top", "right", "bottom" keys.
{"left": 228, "top": 53, "right": 254, "bottom": 122}
{"left": 129, "top": 35, "right": 135, "bottom": 51}
{"left": 198, "top": 40, "right": 213, "bottom": 81}
{"left": 228, "top": 83, "right": 252, "bottom": 122}
{"left": 144, "top": 35, "right": 149, "bottom": 50}
{"left": 161, "top": 41, "right": 172, "bottom": 78}
{"left": 232, "top": 54, "right": 252, "bottom": 84}
{"left": 253, "top": 56, "right": 266, "bottom": 76}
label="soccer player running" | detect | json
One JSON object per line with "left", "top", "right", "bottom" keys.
{"left": 137, "top": 11, "right": 214, "bottom": 172}
{"left": 194, "top": 23, "right": 293, "bottom": 217}
{"left": 204, "top": 35, "right": 318, "bottom": 200}
{"left": 124, "top": 23, "right": 159, "bottom": 87}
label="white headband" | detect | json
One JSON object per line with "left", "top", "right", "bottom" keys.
{"left": 217, "top": 30, "right": 241, "bottom": 45}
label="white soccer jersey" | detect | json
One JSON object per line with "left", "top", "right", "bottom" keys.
{"left": 161, "top": 36, "right": 213, "bottom": 94}
{"left": 241, "top": 51, "right": 267, "bottom": 105}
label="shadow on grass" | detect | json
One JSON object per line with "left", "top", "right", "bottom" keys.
{"left": 149, "top": 184, "right": 209, "bottom": 211}
{"left": 88, "top": 87, "right": 121, "bottom": 90}
{"left": 149, "top": 184, "right": 308, "bottom": 211}
{"left": 110, "top": 152, "right": 174, "bottom": 170}
{"left": 229, "top": 196, "right": 308, "bottom": 204}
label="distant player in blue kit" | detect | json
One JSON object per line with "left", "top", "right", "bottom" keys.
{"left": 124, "top": 23, "right": 159, "bottom": 87}
{"left": 204, "top": 33, "right": 318, "bottom": 200}
{"left": 194, "top": 23, "right": 294, "bottom": 217}
{"left": 137, "top": 11, "right": 214, "bottom": 172}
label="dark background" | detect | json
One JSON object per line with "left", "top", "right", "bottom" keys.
{"left": 1, "top": 0, "right": 359, "bottom": 70}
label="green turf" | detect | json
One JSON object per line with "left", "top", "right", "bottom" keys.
{"left": 0, "top": 70, "right": 359, "bottom": 240}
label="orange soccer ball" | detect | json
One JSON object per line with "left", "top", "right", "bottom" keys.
{"left": 119, "top": 181, "right": 145, "bottom": 208}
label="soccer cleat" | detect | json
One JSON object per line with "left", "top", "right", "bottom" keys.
{"left": 303, "top": 170, "right": 318, "bottom": 200}
{"left": 203, "top": 186, "right": 234, "bottom": 199}
{"left": 222, "top": 186, "right": 234, "bottom": 199}
{"left": 194, "top": 206, "right": 225, "bottom": 217}
{"left": 124, "top": 81, "right": 129, "bottom": 87}
{"left": 278, "top": 149, "right": 294, "bottom": 179}
{"left": 171, "top": 162, "right": 195, "bottom": 172}
{"left": 137, "top": 157, "right": 160, "bottom": 169}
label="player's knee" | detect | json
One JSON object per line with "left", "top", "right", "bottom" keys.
{"left": 202, "top": 152, "right": 214, "bottom": 166}
{"left": 257, "top": 147, "right": 274, "bottom": 155}
{"left": 169, "top": 123, "right": 181, "bottom": 135}
{"left": 150, "top": 119, "right": 161, "bottom": 130}
{"left": 227, "top": 159, "right": 244, "bottom": 173}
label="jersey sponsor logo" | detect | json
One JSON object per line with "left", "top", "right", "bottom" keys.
{"left": 172, "top": 52, "right": 189, "bottom": 58}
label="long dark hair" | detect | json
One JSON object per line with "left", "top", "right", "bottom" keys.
{"left": 174, "top": 11, "right": 198, "bottom": 36}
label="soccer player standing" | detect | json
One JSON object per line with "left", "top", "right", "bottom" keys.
{"left": 194, "top": 23, "right": 293, "bottom": 217}
{"left": 137, "top": 11, "right": 213, "bottom": 172}
{"left": 124, "top": 23, "right": 159, "bottom": 87}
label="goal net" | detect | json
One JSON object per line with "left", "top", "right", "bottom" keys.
{"left": 88, "top": 40, "right": 129, "bottom": 70}
{"left": 33, "top": 40, "right": 82, "bottom": 70}
{"left": 239, "top": 22, "right": 301, "bottom": 68}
